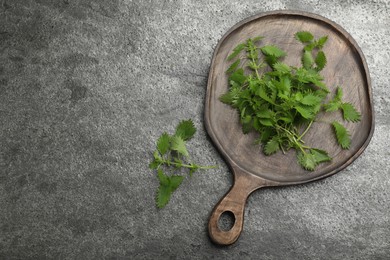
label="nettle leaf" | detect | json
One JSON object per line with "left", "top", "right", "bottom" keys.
{"left": 149, "top": 159, "right": 160, "bottom": 170}
{"left": 229, "top": 68, "right": 246, "bottom": 86}
{"left": 256, "top": 85, "right": 275, "bottom": 105}
{"left": 261, "top": 45, "right": 286, "bottom": 58}
{"left": 335, "top": 87, "right": 343, "bottom": 101}
{"left": 157, "top": 132, "right": 170, "bottom": 155}
{"left": 297, "top": 148, "right": 331, "bottom": 171}
{"left": 302, "top": 50, "right": 314, "bottom": 69}
{"left": 226, "top": 59, "right": 240, "bottom": 74}
{"left": 242, "top": 114, "right": 252, "bottom": 124}
{"left": 171, "top": 135, "right": 189, "bottom": 157}
{"left": 259, "top": 128, "right": 275, "bottom": 144}
{"left": 311, "top": 148, "right": 331, "bottom": 163}
{"left": 295, "top": 105, "right": 313, "bottom": 119}
{"left": 153, "top": 150, "right": 162, "bottom": 161}
{"left": 316, "top": 36, "right": 328, "bottom": 49}
{"left": 157, "top": 168, "right": 169, "bottom": 185}
{"left": 273, "top": 62, "right": 291, "bottom": 74}
{"left": 341, "top": 103, "right": 361, "bottom": 122}
{"left": 228, "top": 43, "right": 245, "bottom": 61}
{"left": 253, "top": 36, "right": 264, "bottom": 43}
{"left": 332, "top": 121, "right": 351, "bottom": 149}
{"left": 264, "top": 137, "right": 280, "bottom": 155}
{"left": 246, "top": 39, "right": 259, "bottom": 61}
{"left": 259, "top": 118, "right": 273, "bottom": 127}
{"left": 156, "top": 169, "right": 184, "bottom": 208}
{"left": 219, "top": 92, "right": 233, "bottom": 104}
{"left": 297, "top": 151, "right": 317, "bottom": 171}
{"left": 324, "top": 87, "right": 344, "bottom": 112}
{"left": 300, "top": 93, "right": 322, "bottom": 106}
{"left": 304, "top": 42, "right": 316, "bottom": 52}
{"left": 295, "top": 31, "right": 314, "bottom": 43}
{"left": 264, "top": 55, "right": 278, "bottom": 67}
{"left": 248, "top": 61, "right": 258, "bottom": 71}
{"left": 241, "top": 121, "right": 252, "bottom": 134}
{"left": 324, "top": 101, "right": 340, "bottom": 112}
{"left": 315, "top": 51, "right": 327, "bottom": 71}
{"left": 175, "top": 120, "right": 196, "bottom": 141}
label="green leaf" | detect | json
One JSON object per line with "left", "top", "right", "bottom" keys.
{"left": 335, "top": 87, "right": 343, "bottom": 101}
{"left": 264, "top": 137, "right": 280, "bottom": 155}
{"left": 297, "top": 151, "right": 317, "bottom": 171}
{"left": 297, "top": 148, "right": 330, "bottom": 171}
{"left": 302, "top": 50, "right": 314, "bottom": 69}
{"left": 324, "top": 87, "right": 343, "bottom": 112}
{"left": 253, "top": 36, "right": 264, "bottom": 43}
{"left": 256, "top": 84, "right": 275, "bottom": 105}
{"left": 246, "top": 38, "right": 259, "bottom": 61}
{"left": 157, "top": 168, "right": 169, "bottom": 185}
{"left": 156, "top": 169, "right": 184, "bottom": 208}
{"left": 259, "top": 118, "right": 273, "bottom": 127}
{"left": 264, "top": 55, "right": 278, "bottom": 67}
{"left": 341, "top": 103, "right": 361, "bottom": 122}
{"left": 157, "top": 132, "right": 170, "bottom": 155}
{"left": 241, "top": 121, "right": 252, "bottom": 134}
{"left": 259, "top": 128, "right": 275, "bottom": 144}
{"left": 312, "top": 80, "right": 329, "bottom": 92}
{"left": 295, "top": 31, "right": 314, "bottom": 43}
{"left": 332, "top": 121, "right": 351, "bottom": 149}
{"left": 175, "top": 120, "right": 196, "bottom": 141}
{"left": 242, "top": 114, "right": 252, "bottom": 124}
{"left": 324, "top": 100, "right": 341, "bottom": 112}
{"left": 311, "top": 148, "right": 332, "bottom": 163}
{"left": 260, "top": 45, "right": 286, "bottom": 58}
{"left": 300, "top": 94, "right": 322, "bottom": 106}
{"left": 315, "top": 51, "right": 327, "bottom": 71}
{"left": 304, "top": 42, "right": 316, "bottom": 52}
{"left": 153, "top": 150, "right": 162, "bottom": 161}
{"left": 273, "top": 62, "right": 291, "bottom": 74}
{"left": 256, "top": 107, "right": 273, "bottom": 118}
{"left": 219, "top": 92, "right": 233, "bottom": 104}
{"left": 226, "top": 59, "right": 240, "bottom": 73}
{"left": 171, "top": 135, "right": 189, "bottom": 157}
{"left": 248, "top": 61, "right": 258, "bottom": 71}
{"left": 149, "top": 159, "right": 160, "bottom": 169}
{"left": 173, "top": 157, "right": 183, "bottom": 168}
{"left": 229, "top": 68, "right": 246, "bottom": 86}
{"left": 228, "top": 43, "right": 245, "bottom": 61}
{"left": 316, "top": 36, "right": 328, "bottom": 49}
{"left": 295, "top": 105, "right": 313, "bottom": 119}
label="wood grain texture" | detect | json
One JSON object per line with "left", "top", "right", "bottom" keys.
{"left": 205, "top": 10, "right": 374, "bottom": 246}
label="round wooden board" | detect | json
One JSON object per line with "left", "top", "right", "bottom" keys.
{"left": 205, "top": 10, "right": 374, "bottom": 245}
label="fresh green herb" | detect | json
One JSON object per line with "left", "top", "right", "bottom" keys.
{"left": 220, "top": 31, "right": 361, "bottom": 171}
{"left": 150, "top": 119, "right": 216, "bottom": 208}
{"left": 325, "top": 87, "right": 361, "bottom": 122}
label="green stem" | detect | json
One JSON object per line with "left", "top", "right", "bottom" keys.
{"left": 298, "top": 119, "right": 314, "bottom": 141}
{"left": 161, "top": 159, "right": 217, "bottom": 170}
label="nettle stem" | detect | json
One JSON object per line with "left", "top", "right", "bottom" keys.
{"left": 160, "top": 158, "right": 216, "bottom": 170}
{"left": 298, "top": 119, "right": 314, "bottom": 141}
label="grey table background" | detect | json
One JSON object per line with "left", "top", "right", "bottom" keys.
{"left": 1, "top": 0, "right": 389, "bottom": 259}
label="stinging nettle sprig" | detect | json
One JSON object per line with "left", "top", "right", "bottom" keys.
{"left": 220, "top": 31, "right": 361, "bottom": 171}
{"left": 149, "top": 119, "right": 216, "bottom": 208}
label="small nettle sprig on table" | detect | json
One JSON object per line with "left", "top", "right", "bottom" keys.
{"left": 149, "top": 120, "right": 216, "bottom": 208}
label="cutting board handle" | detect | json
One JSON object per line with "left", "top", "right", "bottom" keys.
{"left": 208, "top": 166, "right": 267, "bottom": 245}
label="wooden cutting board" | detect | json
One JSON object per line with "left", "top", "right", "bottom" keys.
{"left": 204, "top": 10, "right": 374, "bottom": 245}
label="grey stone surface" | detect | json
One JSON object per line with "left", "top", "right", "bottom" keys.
{"left": 0, "top": 0, "right": 389, "bottom": 259}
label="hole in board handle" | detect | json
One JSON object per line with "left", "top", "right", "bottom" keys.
{"left": 218, "top": 211, "right": 236, "bottom": 231}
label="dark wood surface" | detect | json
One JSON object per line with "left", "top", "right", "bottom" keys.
{"left": 205, "top": 10, "right": 374, "bottom": 246}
